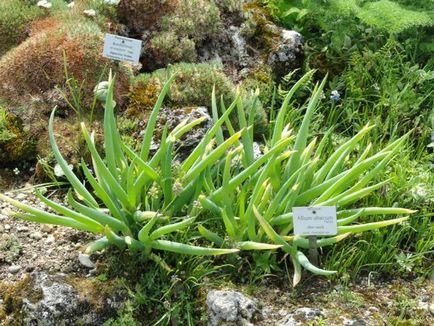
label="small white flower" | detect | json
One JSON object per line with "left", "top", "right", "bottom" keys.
{"left": 67, "top": 1, "right": 75, "bottom": 8}
{"left": 37, "top": 0, "right": 52, "bottom": 8}
{"left": 13, "top": 167, "right": 20, "bottom": 175}
{"left": 330, "top": 90, "right": 340, "bottom": 102}
{"left": 83, "top": 9, "right": 96, "bottom": 17}
{"left": 54, "top": 163, "right": 73, "bottom": 177}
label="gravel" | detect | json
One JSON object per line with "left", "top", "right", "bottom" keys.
{"left": 0, "top": 187, "right": 96, "bottom": 281}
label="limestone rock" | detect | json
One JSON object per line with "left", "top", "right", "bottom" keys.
{"left": 206, "top": 290, "right": 258, "bottom": 326}
{"left": 279, "top": 307, "right": 324, "bottom": 326}
{"left": 267, "top": 30, "right": 304, "bottom": 81}
{"left": 0, "top": 272, "right": 126, "bottom": 325}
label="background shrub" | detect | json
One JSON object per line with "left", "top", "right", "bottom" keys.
{"left": 0, "top": 0, "right": 44, "bottom": 56}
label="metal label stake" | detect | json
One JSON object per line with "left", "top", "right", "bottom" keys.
{"left": 308, "top": 235, "right": 319, "bottom": 267}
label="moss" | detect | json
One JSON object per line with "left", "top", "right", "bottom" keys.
{"left": 159, "top": 0, "right": 222, "bottom": 42}
{"left": 0, "top": 235, "right": 22, "bottom": 263}
{"left": 0, "top": 110, "right": 36, "bottom": 166}
{"left": 241, "top": 67, "right": 275, "bottom": 110}
{"left": 150, "top": 31, "right": 197, "bottom": 66}
{"left": 0, "top": 18, "right": 129, "bottom": 110}
{"left": 0, "top": 274, "right": 43, "bottom": 325}
{"left": 117, "top": 0, "right": 177, "bottom": 34}
{"left": 128, "top": 62, "right": 235, "bottom": 114}
{"left": 65, "top": 276, "right": 121, "bottom": 310}
{"left": 241, "top": 1, "right": 281, "bottom": 52}
{"left": 121, "top": 0, "right": 224, "bottom": 69}
{"left": 0, "top": 274, "right": 125, "bottom": 325}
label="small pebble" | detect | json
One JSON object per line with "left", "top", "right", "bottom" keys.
{"left": 429, "top": 303, "right": 434, "bottom": 316}
{"left": 4, "top": 224, "right": 11, "bottom": 231}
{"left": 45, "top": 235, "right": 55, "bottom": 244}
{"left": 15, "top": 193, "right": 27, "bottom": 201}
{"left": 368, "top": 306, "right": 380, "bottom": 313}
{"left": 30, "top": 232, "right": 43, "bottom": 240}
{"left": 2, "top": 208, "right": 13, "bottom": 216}
{"left": 8, "top": 265, "right": 21, "bottom": 274}
{"left": 25, "top": 266, "right": 35, "bottom": 273}
{"left": 79, "top": 253, "right": 95, "bottom": 268}
{"left": 17, "top": 226, "right": 29, "bottom": 232}
{"left": 41, "top": 225, "right": 54, "bottom": 233}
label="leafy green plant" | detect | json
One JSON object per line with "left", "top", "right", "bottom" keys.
{"left": 0, "top": 73, "right": 238, "bottom": 265}
{"left": 0, "top": 71, "right": 414, "bottom": 286}
{"left": 0, "top": 0, "right": 44, "bottom": 56}
{"left": 194, "top": 71, "right": 414, "bottom": 285}
{"left": 322, "top": 40, "right": 434, "bottom": 154}
{"left": 357, "top": 0, "right": 433, "bottom": 34}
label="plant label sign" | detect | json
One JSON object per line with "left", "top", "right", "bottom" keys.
{"left": 293, "top": 206, "right": 337, "bottom": 236}
{"left": 102, "top": 34, "right": 142, "bottom": 64}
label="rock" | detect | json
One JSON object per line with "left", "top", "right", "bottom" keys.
{"left": 252, "top": 142, "right": 262, "bottom": 160}
{"left": 342, "top": 317, "right": 371, "bottom": 326}
{"left": 0, "top": 272, "right": 127, "bottom": 326}
{"left": 15, "top": 193, "right": 27, "bottom": 200}
{"left": 206, "top": 290, "right": 258, "bottom": 326}
{"left": 160, "top": 106, "right": 213, "bottom": 152}
{"left": 128, "top": 106, "right": 213, "bottom": 160}
{"left": 78, "top": 253, "right": 95, "bottom": 268}
{"left": 267, "top": 30, "right": 304, "bottom": 81}
{"left": 30, "top": 231, "right": 43, "bottom": 240}
{"left": 17, "top": 226, "right": 29, "bottom": 232}
{"left": 8, "top": 265, "right": 21, "bottom": 274}
{"left": 280, "top": 307, "right": 324, "bottom": 326}
{"left": 4, "top": 224, "right": 11, "bottom": 230}
{"left": 41, "top": 224, "right": 54, "bottom": 233}
{"left": 429, "top": 302, "right": 434, "bottom": 316}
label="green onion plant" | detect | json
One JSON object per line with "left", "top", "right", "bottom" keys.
{"left": 0, "top": 70, "right": 414, "bottom": 285}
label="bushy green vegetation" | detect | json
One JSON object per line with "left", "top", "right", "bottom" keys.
{"left": 128, "top": 63, "right": 235, "bottom": 111}
{"left": 263, "top": 0, "right": 434, "bottom": 281}
{"left": 0, "top": 0, "right": 44, "bottom": 56}
{"left": 0, "top": 72, "right": 415, "bottom": 287}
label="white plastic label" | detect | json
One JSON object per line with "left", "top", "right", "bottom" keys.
{"left": 102, "top": 34, "right": 142, "bottom": 64}
{"left": 293, "top": 206, "right": 337, "bottom": 236}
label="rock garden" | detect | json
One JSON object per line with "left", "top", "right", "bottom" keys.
{"left": 0, "top": 0, "right": 433, "bottom": 325}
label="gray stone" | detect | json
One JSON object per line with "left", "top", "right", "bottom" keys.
{"left": 207, "top": 290, "right": 257, "bottom": 326}
{"left": 15, "top": 193, "right": 28, "bottom": 201}
{"left": 78, "top": 253, "right": 95, "bottom": 268}
{"left": 30, "top": 231, "right": 43, "bottom": 240}
{"left": 279, "top": 307, "right": 324, "bottom": 326}
{"left": 14, "top": 272, "right": 126, "bottom": 326}
{"left": 41, "top": 224, "right": 54, "bottom": 233}
{"left": 267, "top": 30, "right": 304, "bottom": 81}
{"left": 150, "top": 106, "right": 213, "bottom": 160}
{"left": 8, "top": 265, "right": 21, "bottom": 274}
{"left": 342, "top": 317, "right": 371, "bottom": 326}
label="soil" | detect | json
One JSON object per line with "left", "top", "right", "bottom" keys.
{"left": 241, "top": 276, "right": 434, "bottom": 325}
{"left": 0, "top": 174, "right": 96, "bottom": 282}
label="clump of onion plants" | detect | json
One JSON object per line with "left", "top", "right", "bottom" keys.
{"left": 0, "top": 73, "right": 239, "bottom": 266}
{"left": 0, "top": 71, "right": 414, "bottom": 285}
{"left": 195, "top": 70, "right": 415, "bottom": 285}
